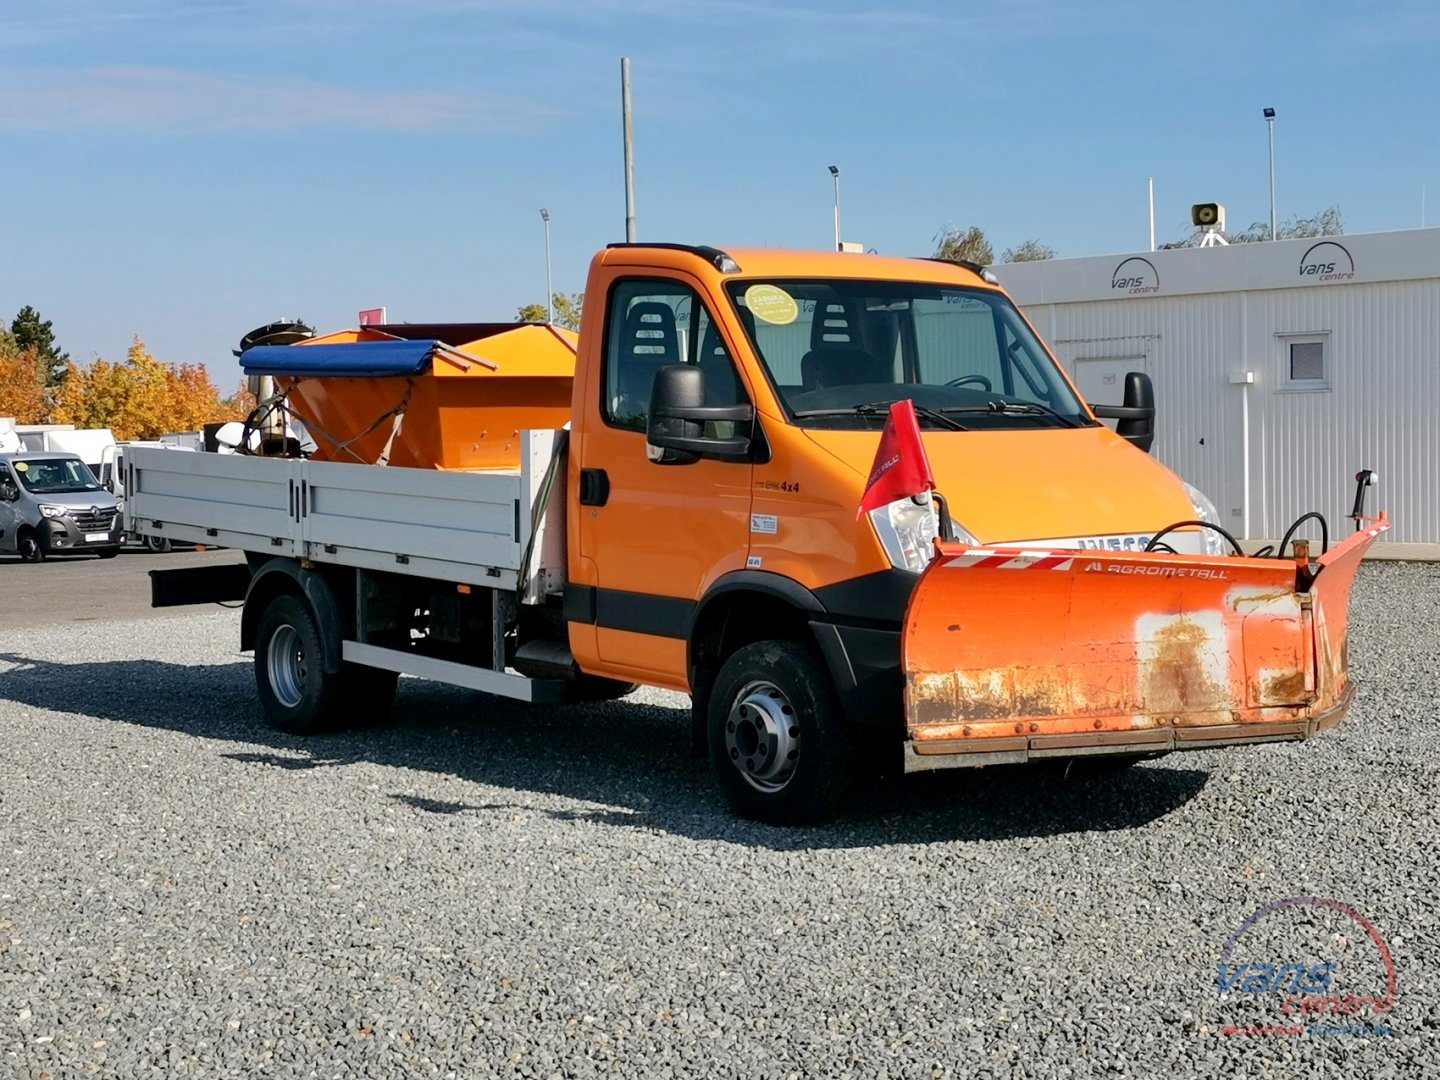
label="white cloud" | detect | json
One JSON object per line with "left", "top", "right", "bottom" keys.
{"left": 0, "top": 65, "right": 556, "bottom": 134}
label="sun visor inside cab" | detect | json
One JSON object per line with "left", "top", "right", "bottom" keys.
{"left": 240, "top": 339, "right": 442, "bottom": 378}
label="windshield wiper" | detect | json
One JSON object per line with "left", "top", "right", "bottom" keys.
{"left": 793, "top": 400, "right": 968, "bottom": 431}
{"left": 939, "top": 399, "right": 1083, "bottom": 428}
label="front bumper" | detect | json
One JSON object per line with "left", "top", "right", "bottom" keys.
{"left": 42, "top": 514, "right": 123, "bottom": 552}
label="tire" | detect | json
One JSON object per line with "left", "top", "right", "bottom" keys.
{"left": 17, "top": 529, "right": 44, "bottom": 563}
{"left": 254, "top": 593, "right": 346, "bottom": 735}
{"left": 145, "top": 535, "right": 173, "bottom": 554}
{"left": 96, "top": 547, "right": 120, "bottom": 559}
{"left": 708, "top": 640, "right": 853, "bottom": 826}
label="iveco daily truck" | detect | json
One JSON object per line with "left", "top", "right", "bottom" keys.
{"left": 128, "top": 244, "right": 1386, "bottom": 823}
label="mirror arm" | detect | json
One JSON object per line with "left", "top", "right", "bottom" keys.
{"left": 1090, "top": 404, "right": 1154, "bottom": 421}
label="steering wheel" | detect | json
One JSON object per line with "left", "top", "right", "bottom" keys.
{"left": 945, "top": 374, "right": 993, "bottom": 391}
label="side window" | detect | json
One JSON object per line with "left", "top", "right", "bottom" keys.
{"left": 0, "top": 466, "right": 14, "bottom": 500}
{"left": 1279, "top": 332, "right": 1330, "bottom": 391}
{"left": 605, "top": 280, "right": 748, "bottom": 432}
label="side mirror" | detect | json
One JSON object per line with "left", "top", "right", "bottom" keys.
{"left": 646, "top": 364, "right": 753, "bottom": 465}
{"left": 1090, "top": 371, "right": 1155, "bottom": 454}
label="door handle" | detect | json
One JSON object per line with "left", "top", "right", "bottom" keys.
{"left": 579, "top": 468, "right": 610, "bottom": 507}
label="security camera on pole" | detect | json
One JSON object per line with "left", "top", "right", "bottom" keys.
{"left": 1192, "top": 202, "right": 1228, "bottom": 247}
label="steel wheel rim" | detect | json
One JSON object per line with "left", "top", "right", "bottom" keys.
{"left": 725, "top": 679, "right": 800, "bottom": 792}
{"left": 267, "top": 623, "right": 307, "bottom": 708}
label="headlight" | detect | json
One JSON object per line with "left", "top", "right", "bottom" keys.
{"left": 868, "top": 492, "right": 978, "bottom": 573}
{"left": 38, "top": 504, "right": 67, "bottom": 519}
{"left": 1183, "top": 482, "right": 1229, "bottom": 557}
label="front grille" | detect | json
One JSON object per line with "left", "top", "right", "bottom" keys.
{"left": 70, "top": 508, "right": 117, "bottom": 531}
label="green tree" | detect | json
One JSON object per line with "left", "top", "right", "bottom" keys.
{"left": 933, "top": 225, "right": 994, "bottom": 266}
{"left": 1001, "top": 239, "right": 1057, "bottom": 263}
{"left": 515, "top": 292, "right": 584, "bottom": 331}
{"left": 11, "top": 305, "right": 69, "bottom": 391}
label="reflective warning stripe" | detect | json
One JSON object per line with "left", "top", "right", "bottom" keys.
{"left": 943, "top": 550, "right": 1075, "bottom": 571}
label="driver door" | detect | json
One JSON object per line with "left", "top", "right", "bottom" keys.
{"left": 573, "top": 274, "right": 755, "bottom": 688}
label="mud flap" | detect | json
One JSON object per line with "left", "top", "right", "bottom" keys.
{"left": 902, "top": 516, "right": 1388, "bottom": 765}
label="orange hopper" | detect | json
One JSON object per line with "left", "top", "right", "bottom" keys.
{"left": 240, "top": 322, "right": 578, "bottom": 471}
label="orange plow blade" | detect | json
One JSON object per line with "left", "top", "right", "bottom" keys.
{"left": 902, "top": 515, "right": 1389, "bottom": 770}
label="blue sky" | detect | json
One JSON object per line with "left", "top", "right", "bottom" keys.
{"left": 2, "top": 0, "right": 1437, "bottom": 386}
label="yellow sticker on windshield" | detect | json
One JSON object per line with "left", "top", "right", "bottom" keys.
{"left": 13, "top": 461, "right": 27, "bottom": 472}
{"left": 744, "top": 284, "right": 799, "bottom": 326}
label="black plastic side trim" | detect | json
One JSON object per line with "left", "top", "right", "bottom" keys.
{"left": 563, "top": 584, "right": 694, "bottom": 640}
{"left": 563, "top": 584, "right": 597, "bottom": 624}
{"left": 817, "top": 623, "right": 902, "bottom": 726}
{"left": 812, "top": 569, "right": 918, "bottom": 630}
{"left": 698, "top": 570, "right": 826, "bottom": 616}
{"left": 596, "top": 590, "right": 694, "bottom": 639}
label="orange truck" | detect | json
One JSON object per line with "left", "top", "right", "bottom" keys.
{"left": 130, "top": 244, "right": 1387, "bottom": 824}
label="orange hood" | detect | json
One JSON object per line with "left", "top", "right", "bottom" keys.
{"left": 799, "top": 425, "right": 1196, "bottom": 544}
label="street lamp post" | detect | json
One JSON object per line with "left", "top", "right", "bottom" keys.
{"left": 828, "top": 165, "right": 841, "bottom": 251}
{"left": 1263, "top": 107, "right": 1277, "bottom": 241}
{"left": 540, "top": 208, "right": 553, "bottom": 324}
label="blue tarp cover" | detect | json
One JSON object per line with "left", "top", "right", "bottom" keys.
{"left": 240, "top": 340, "right": 438, "bottom": 377}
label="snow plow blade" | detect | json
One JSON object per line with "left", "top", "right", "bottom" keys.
{"left": 902, "top": 516, "right": 1389, "bottom": 771}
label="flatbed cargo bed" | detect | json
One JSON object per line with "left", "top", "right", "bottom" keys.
{"left": 125, "top": 434, "right": 563, "bottom": 591}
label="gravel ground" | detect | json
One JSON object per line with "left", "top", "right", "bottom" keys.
{"left": 0, "top": 563, "right": 1436, "bottom": 1078}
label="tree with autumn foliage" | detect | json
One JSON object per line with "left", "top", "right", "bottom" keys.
{"left": 50, "top": 336, "right": 250, "bottom": 441}
{"left": 0, "top": 331, "right": 49, "bottom": 422}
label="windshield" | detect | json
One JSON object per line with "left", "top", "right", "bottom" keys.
{"left": 725, "top": 278, "right": 1092, "bottom": 430}
{"left": 13, "top": 458, "right": 102, "bottom": 494}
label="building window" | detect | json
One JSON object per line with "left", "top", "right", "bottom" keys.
{"left": 1278, "top": 333, "right": 1330, "bottom": 391}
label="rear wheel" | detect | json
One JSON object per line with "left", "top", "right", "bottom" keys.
{"left": 255, "top": 594, "right": 346, "bottom": 734}
{"left": 17, "top": 529, "right": 44, "bottom": 563}
{"left": 145, "top": 535, "right": 172, "bottom": 554}
{"left": 707, "top": 640, "right": 852, "bottom": 826}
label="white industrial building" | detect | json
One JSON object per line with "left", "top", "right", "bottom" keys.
{"left": 993, "top": 227, "right": 1440, "bottom": 554}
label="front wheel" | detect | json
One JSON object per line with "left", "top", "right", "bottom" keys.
{"left": 145, "top": 535, "right": 173, "bottom": 554}
{"left": 707, "top": 640, "right": 852, "bottom": 826}
{"left": 17, "top": 529, "right": 44, "bottom": 563}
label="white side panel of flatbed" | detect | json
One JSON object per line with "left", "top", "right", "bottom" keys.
{"left": 301, "top": 457, "right": 520, "bottom": 578}
{"left": 127, "top": 438, "right": 562, "bottom": 588}
{"left": 128, "top": 451, "right": 303, "bottom": 555}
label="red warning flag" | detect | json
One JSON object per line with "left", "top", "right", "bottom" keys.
{"left": 858, "top": 399, "right": 935, "bottom": 516}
